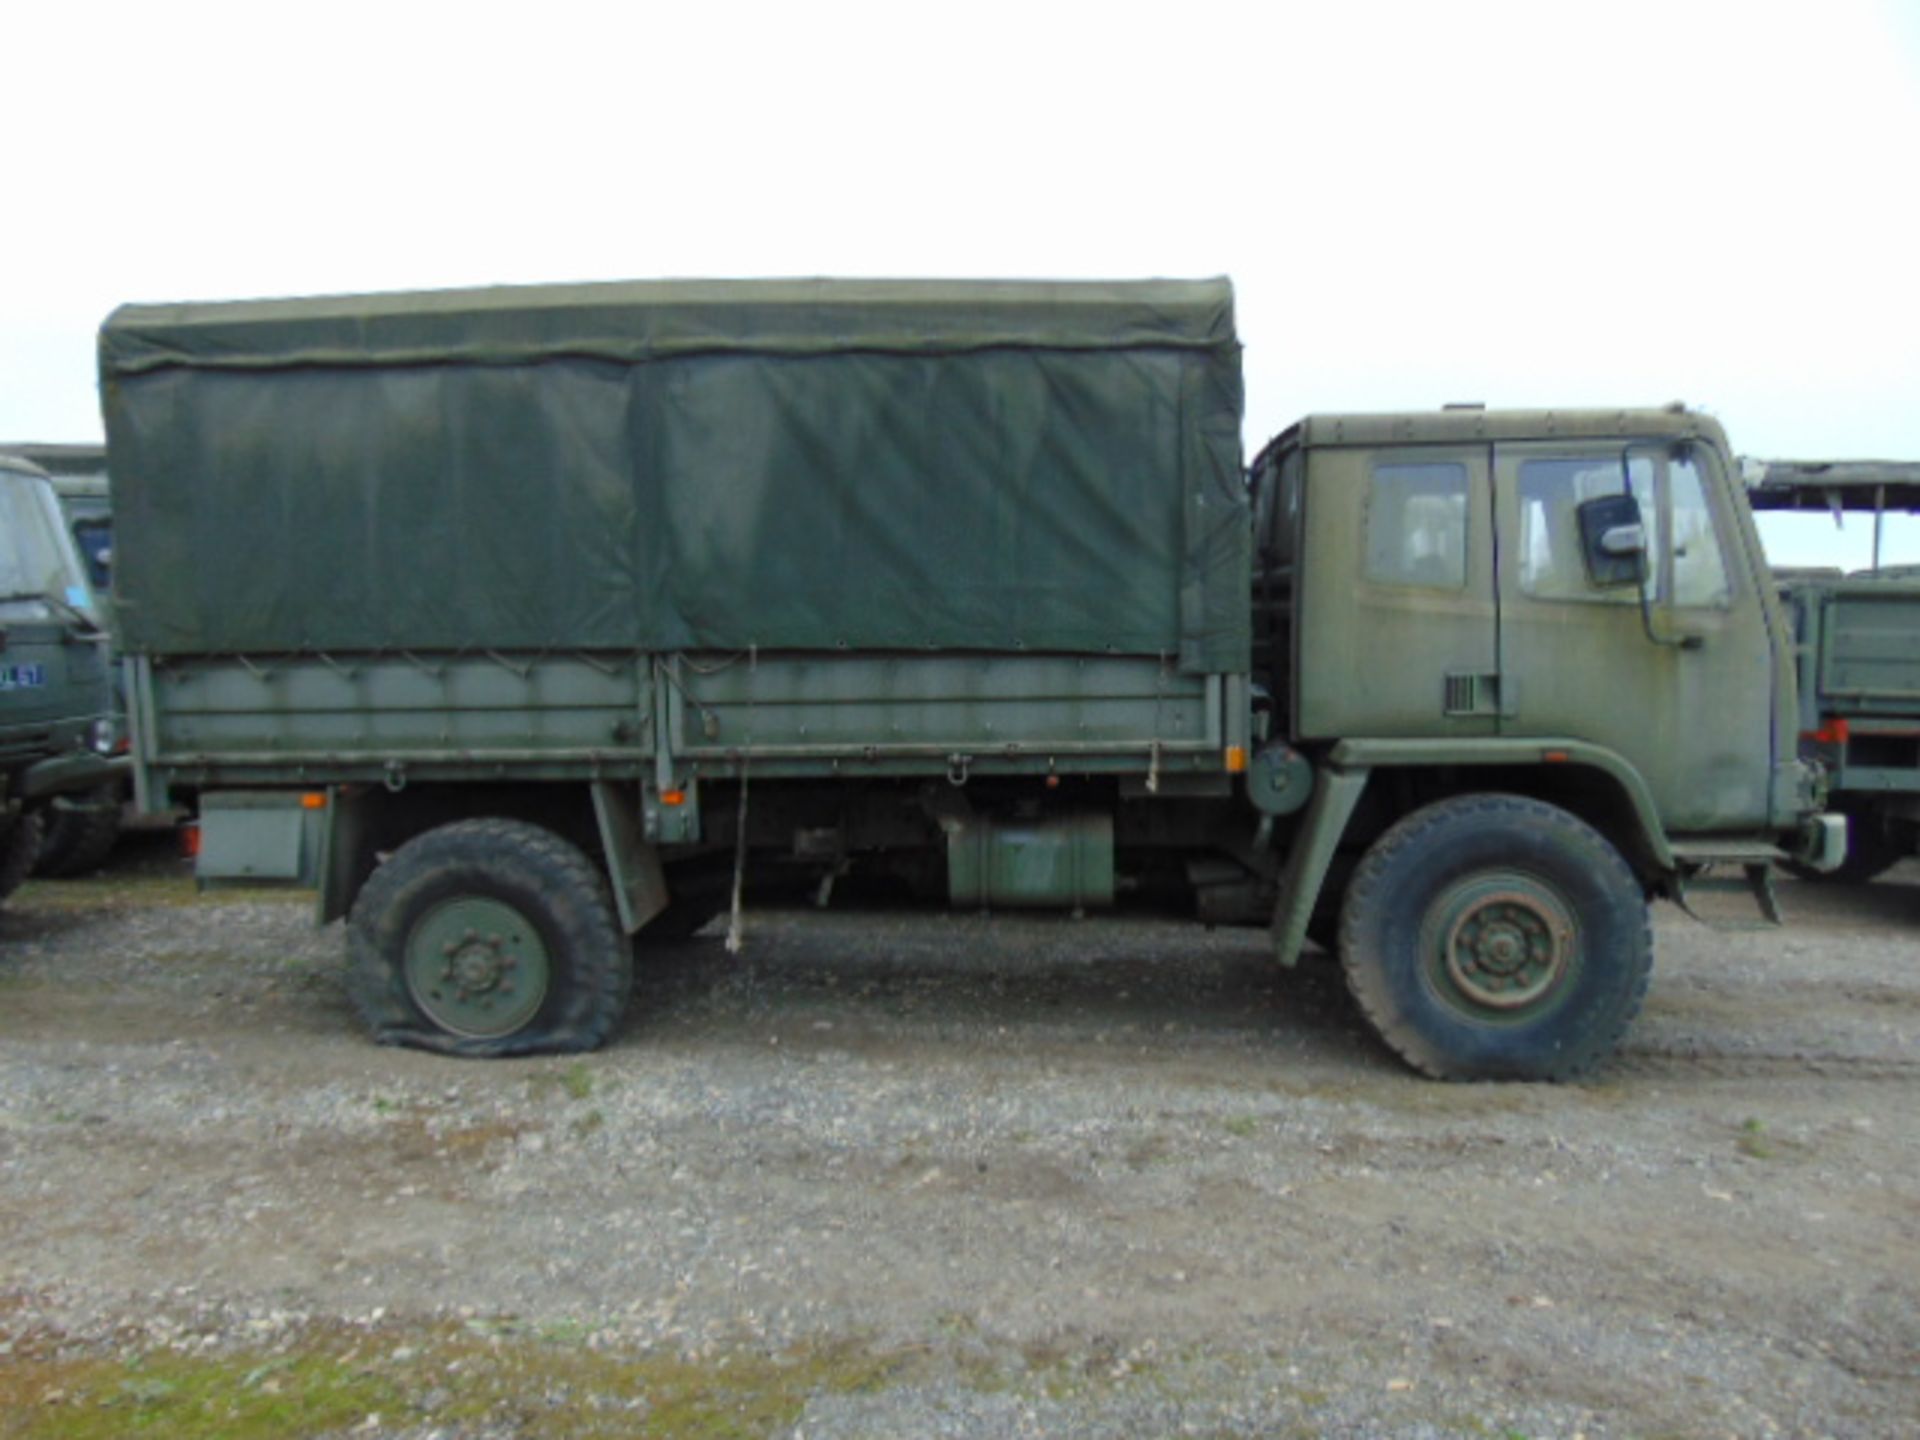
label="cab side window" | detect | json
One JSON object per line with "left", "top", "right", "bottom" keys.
{"left": 1365, "top": 461, "right": 1468, "bottom": 590}
{"left": 1516, "top": 450, "right": 1730, "bottom": 608}
{"left": 1669, "top": 452, "right": 1731, "bottom": 607}
{"left": 1517, "top": 456, "right": 1654, "bottom": 604}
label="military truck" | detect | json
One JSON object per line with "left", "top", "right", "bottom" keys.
{"left": 0, "top": 443, "right": 127, "bottom": 875}
{"left": 98, "top": 279, "right": 1838, "bottom": 1079}
{"left": 0, "top": 452, "right": 121, "bottom": 902}
{"left": 1748, "top": 460, "right": 1920, "bottom": 882}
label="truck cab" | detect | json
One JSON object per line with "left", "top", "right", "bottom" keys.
{"left": 0, "top": 444, "right": 130, "bottom": 875}
{"left": 1254, "top": 406, "right": 1816, "bottom": 843}
{"left": 0, "top": 454, "right": 121, "bottom": 900}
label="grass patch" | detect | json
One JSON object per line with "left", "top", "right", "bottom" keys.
{"left": 0, "top": 1322, "right": 919, "bottom": 1440}
{"left": 0, "top": 1341, "right": 401, "bottom": 1440}
{"left": 532, "top": 1060, "right": 596, "bottom": 1104}
{"left": 560, "top": 1061, "right": 595, "bottom": 1101}
{"left": 1736, "top": 1117, "right": 1774, "bottom": 1160}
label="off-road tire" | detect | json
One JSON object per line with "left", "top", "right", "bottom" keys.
{"left": 1339, "top": 793, "right": 1652, "bottom": 1082}
{"left": 0, "top": 811, "right": 45, "bottom": 905}
{"left": 347, "top": 818, "right": 631, "bottom": 1057}
{"left": 33, "top": 786, "right": 124, "bottom": 878}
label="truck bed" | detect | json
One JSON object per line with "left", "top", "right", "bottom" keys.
{"left": 1789, "top": 577, "right": 1920, "bottom": 715}
{"left": 133, "top": 650, "right": 1249, "bottom": 793}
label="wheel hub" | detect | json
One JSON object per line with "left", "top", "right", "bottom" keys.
{"left": 446, "top": 932, "right": 518, "bottom": 996}
{"left": 404, "top": 898, "right": 550, "bottom": 1038}
{"left": 1440, "top": 887, "right": 1574, "bottom": 1010}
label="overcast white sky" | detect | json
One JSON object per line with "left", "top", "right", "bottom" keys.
{"left": 4, "top": 0, "right": 1917, "bottom": 563}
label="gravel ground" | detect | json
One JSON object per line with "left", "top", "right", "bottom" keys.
{"left": 1, "top": 835, "right": 1917, "bottom": 1438}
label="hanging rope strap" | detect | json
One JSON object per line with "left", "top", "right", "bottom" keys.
{"left": 724, "top": 644, "right": 758, "bottom": 955}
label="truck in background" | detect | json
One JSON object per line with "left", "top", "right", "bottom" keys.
{"left": 1748, "top": 460, "right": 1920, "bottom": 882}
{"left": 100, "top": 278, "right": 1839, "bottom": 1079}
{"left": 0, "top": 443, "right": 129, "bottom": 874}
{"left": 0, "top": 452, "right": 122, "bottom": 902}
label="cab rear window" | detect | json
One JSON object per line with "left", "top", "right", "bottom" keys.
{"left": 1364, "top": 462, "right": 1468, "bottom": 590}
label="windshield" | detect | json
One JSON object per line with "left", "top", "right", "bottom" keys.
{"left": 0, "top": 470, "right": 99, "bottom": 622}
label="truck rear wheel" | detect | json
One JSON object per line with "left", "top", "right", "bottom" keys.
{"left": 1339, "top": 794, "right": 1651, "bottom": 1081}
{"left": 33, "top": 785, "right": 124, "bottom": 878}
{"left": 347, "top": 818, "right": 631, "bottom": 1057}
{"left": 0, "top": 811, "right": 45, "bottom": 904}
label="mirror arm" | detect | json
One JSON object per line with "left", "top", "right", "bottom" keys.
{"left": 1634, "top": 575, "right": 1702, "bottom": 649}
{"left": 1619, "top": 449, "right": 1701, "bottom": 650}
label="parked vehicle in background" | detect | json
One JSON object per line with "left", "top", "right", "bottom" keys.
{"left": 1748, "top": 460, "right": 1920, "bottom": 882}
{"left": 0, "top": 452, "right": 122, "bottom": 902}
{"left": 0, "top": 443, "right": 126, "bottom": 874}
{"left": 100, "top": 278, "right": 1838, "bottom": 1078}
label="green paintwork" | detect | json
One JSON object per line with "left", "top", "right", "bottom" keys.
{"left": 402, "top": 895, "right": 550, "bottom": 1039}
{"left": 589, "top": 780, "right": 670, "bottom": 933}
{"left": 196, "top": 791, "right": 326, "bottom": 890}
{"left": 1283, "top": 407, "right": 1792, "bottom": 835}
{"left": 1245, "top": 744, "right": 1314, "bottom": 816}
{"left": 946, "top": 811, "right": 1114, "bottom": 910}
{"left": 316, "top": 785, "right": 372, "bottom": 926}
{"left": 1786, "top": 578, "right": 1920, "bottom": 726}
{"left": 129, "top": 651, "right": 1238, "bottom": 793}
{"left": 1270, "top": 765, "right": 1372, "bottom": 967}
{"left": 1328, "top": 737, "right": 1678, "bottom": 868}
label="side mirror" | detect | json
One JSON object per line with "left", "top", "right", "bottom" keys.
{"left": 1577, "top": 493, "right": 1648, "bottom": 589}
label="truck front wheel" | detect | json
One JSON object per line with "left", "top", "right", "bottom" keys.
{"left": 347, "top": 818, "right": 632, "bottom": 1057}
{"left": 1339, "top": 794, "right": 1651, "bottom": 1081}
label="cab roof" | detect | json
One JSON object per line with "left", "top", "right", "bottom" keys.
{"left": 1269, "top": 405, "right": 1727, "bottom": 455}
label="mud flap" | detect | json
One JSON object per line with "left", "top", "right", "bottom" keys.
{"left": 591, "top": 780, "right": 670, "bottom": 934}
{"left": 1271, "top": 766, "right": 1369, "bottom": 967}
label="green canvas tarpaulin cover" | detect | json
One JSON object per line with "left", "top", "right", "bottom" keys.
{"left": 99, "top": 278, "right": 1248, "bottom": 672}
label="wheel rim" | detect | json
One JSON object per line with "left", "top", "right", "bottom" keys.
{"left": 404, "top": 896, "right": 551, "bottom": 1038}
{"left": 1423, "top": 872, "right": 1578, "bottom": 1018}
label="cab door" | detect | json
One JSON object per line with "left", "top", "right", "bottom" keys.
{"left": 1296, "top": 444, "right": 1499, "bottom": 738}
{"left": 1491, "top": 441, "right": 1776, "bottom": 831}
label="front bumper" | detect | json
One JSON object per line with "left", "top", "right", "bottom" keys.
{"left": 21, "top": 751, "right": 130, "bottom": 802}
{"left": 1787, "top": 812, "right": 1848, "bottom": 874}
